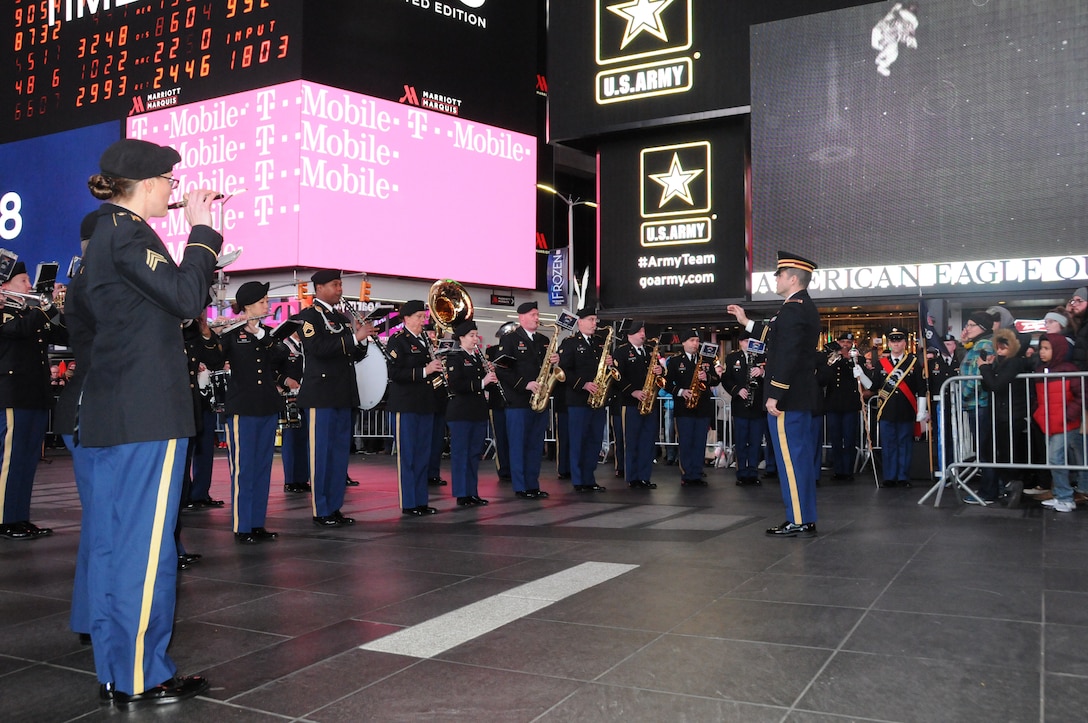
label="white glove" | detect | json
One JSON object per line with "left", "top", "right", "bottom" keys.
{"left": 852, "top": 365, "right": 873, "bottom": 389}
{"left": 915, "top": 396, "right": 928, "bottom": 422}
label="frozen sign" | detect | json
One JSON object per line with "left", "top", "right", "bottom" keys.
{"left": 127, "top": 80, "right": 536, "bottom": 287}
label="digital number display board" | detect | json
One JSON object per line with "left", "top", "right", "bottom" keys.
{"left": 3, "top": 0, "right": 301, "bottom": 144}
{"left": 0, "top": 121, "right": 121, "bottom": 281}
{"left": 130, "top": 80, "right": 537, "bottom": 288}
{"left": 598, "top": 117, "right": 747, "bottom": 316}
{"left": 548, "top": 0, "right": 870, "bottom": 142}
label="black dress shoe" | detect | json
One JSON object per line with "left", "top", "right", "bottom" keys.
{"left": 99, "top": 682, "right": 114, "bottom": 704}
{"left": 417, "top": 505, "right": 438, "bottom": 515}
{"left": 284, "top": 483, "right": 311, "bottom": 493}
{"left": 469, "top": 495, "right": 489, "bottom": 505}
{"left": 331, "top": 510, "right": 355, "bottom": 525}
{"left": 79, "top": 633, "right": 92, "bottom": 645}
{"left": 681, "top": 478, "right": 708, "bottom": 487}
{"left": 0, "top": 524, "right": 32, "bottom": 540}
{"left": 312, "top": 516, "right": 339, "bottom": 526}
{"left": 457, "top": 496, "right": 477, "bottom": 506}
{"left": 402, "top": 507, "right": 425, "bottom": 516}
{"left": 113, "top": 675, "right": 210, "bottom": 708}
{"left": 178, "top": 553, "right": 202, "bottom": 566}
{"left": 198, "top": 497, "right": 225, "bottom": 507}
{"left": 766, "top": 521, "right": 818, "bottom": 538}
{"left": 20, "top": 521, "right": 53, "bottom": 537}
{"left": 345, "top": 475, "right": 360, "bottom": 486}
{"left": 574, "top": 484, "right": 606, "bottom": 492}
{"left": 515, "top": 490, "right": 538, "bottom": 499}
{"left": 235, "top": 532, "right": 257, "bottom": 544}
{"left": 428, "top": 477, "right": 448, "bottom": 486}
{"left": 642, "top": 480, "right": 658, "bottom": 489}
{"left": 252, "top": 527, "right": 279, "bottom": 540}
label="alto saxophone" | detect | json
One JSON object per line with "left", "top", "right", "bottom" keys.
{"left": 528, "top": 324, "right": 566, "bottom": 412}
{"left": 637, "top": 339, "right": 664, "bottom": 416}
{"left": 685, "top": 353, "right": 708, "bottom": 410}
{"left": 587, "top": 326, "right": 621, "bottom": 409}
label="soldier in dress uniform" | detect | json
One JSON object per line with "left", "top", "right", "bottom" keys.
{"left": 496, "top": 301, "right": 554, "bottom": 499}
{"left": 215, "top": 281, "right": 299, "bottom": 542}
{"left": 386, "top": 299, "right": 443, "bottom": 515}
{"left": 729, "top": 251, "right": 822, "bottom": 537}
{"left": 0, "top": 261, "right": 67, "bottom": 540}
{"left": 444, "top": 320, "right": 497, "bottom": 506}
{"left": 279, "top": 332, "right": 310, "bottom": 493}
{"left": 664, "top": 329, "right": 721, "bottom": 486}
{"left": 80, "top": 138, "right": 222, "bottom": 706}
{"left": 294, "top": 269, "right": 374, "bottom": 527}
{"left": 821, "top": 332, "right": 865, "bottom": 481}
{"left": 486, "top": 321, "right": 515, "bottom": 482}
{"left": 181, "top": 317, "right": 223, "bottom": 509}
{"left": 557, "top": 308, "right": 612, "bottom": 493}
{"left": 722, "top": 334, "right": 767, "bottom": 486}
{"left": 613, "top": 321, "right": 661, "bottom": 489}
{"left": 869, "top": 326, "right": 927, "bottom": 489}
{"left": 425, "top": 323, "right": 450, "bottom": 488}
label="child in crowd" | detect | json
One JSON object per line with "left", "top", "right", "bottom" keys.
{"left": 1032, "top": 334, "right": 1083, "bottom": 512}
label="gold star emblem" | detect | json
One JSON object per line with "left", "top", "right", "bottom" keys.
{"left": 647, "top": 152, "right": 703, "bottom": 207}
{"left": 607, "top": 0, "right": 675, "bottom": 50}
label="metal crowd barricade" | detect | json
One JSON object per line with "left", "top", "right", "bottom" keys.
{"left": 918, "top": 371, "right": 1088, "bottom": 507}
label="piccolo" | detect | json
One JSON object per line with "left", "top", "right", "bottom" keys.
{"left": 167, "top": 193, "right": 226, "bottom": 210}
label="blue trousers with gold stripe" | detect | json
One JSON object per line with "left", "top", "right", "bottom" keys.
{"left": 225, "top": 415, "right": 277, "bottom": 533}
{"left": 622, "top": 406, "right": 656, "bottom": 482}
{"left": 395, "top": 412, "right": 433, "bottom": 509}
{"left": 505, "top": 407, "right": 548, "bottom": 492}
{"left": 85, "top": 439, "right": 187, "bottom": 694}
{"left": 769, "top": 410, "right": 817, "bottom": 524}
{"left": 0, "top": 408, "right": 49, "bottom": 524}
{"left": 63, "top": 434, "right": 93, "bottom": 636}
{"left": 305, "top": 407, "right": 352, "bottom": 518}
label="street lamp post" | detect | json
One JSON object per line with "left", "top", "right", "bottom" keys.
{"left": 537, "top": 183, "right": 597, "bottom": 313}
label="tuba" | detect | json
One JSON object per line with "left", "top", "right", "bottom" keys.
{"left": 426, "top": 279, "right": 475, "bottom": 391}
{"left": 529, "top": 324, "right": 566, "bottom": 412}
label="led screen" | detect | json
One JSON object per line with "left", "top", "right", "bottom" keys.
{"left": 598, "top": 118, "right": 747, "bottom": 316}
{"left": 129, "top": 80, "right": 537, "bottom": 287}
{"left": 751, "top": 0, "right": 1088, "bottom": 276}
{"left": 0, "top": 121, "right": 121, "bottom": 281}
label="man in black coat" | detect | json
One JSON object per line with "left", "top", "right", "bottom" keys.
{"left": 0, "top": 261, "right": 68, "bottom": 539}
{"left": 386, "top": 299, "right": 444, "bottom": 515}
{"left": 729, "top": 251, "right": 822, "bottom": 537}
{"left": 869, "top": 326, "right": 927, "bottom": 489}
{"left": 722, "top": 335, "right": 767, "bottom": 486}
{"left": 557, "top": 308, "right": 611, "bottom": 492}
{"left": 664, "top": 329, "right": 721, "bottom": 486}
{"left": 294, "top": 269, "right": 374, "bottom": 526}
{"left": 821, "top": 332, "right": 864, "bottom": 481}
{"left": 496, "top": 301, "right": 554, "bottom": 498}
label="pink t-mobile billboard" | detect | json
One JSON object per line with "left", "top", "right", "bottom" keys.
{"left": 128, "top": 80, "right": 537, "bottom": 287}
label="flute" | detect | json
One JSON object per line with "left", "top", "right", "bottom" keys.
{"left": 168, "top": 193, "right": 225, "bottom": 209}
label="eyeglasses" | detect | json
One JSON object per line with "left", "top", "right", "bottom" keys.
{"left": 964, "top": 320, "right": 981, "bottom": 329}
{"left": 1069, "top": 297, "right": 1086, "bottom": 306}
{"left": 158, "top": 175, "right": 180, "bottom": 190}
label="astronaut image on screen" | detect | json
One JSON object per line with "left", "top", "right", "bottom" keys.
{"left": 871, "top": 3, "right": 919, "bottom": 76}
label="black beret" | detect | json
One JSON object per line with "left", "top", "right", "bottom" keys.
{"left": 9, "top": 261, "right": 27, "bottom": 278}
{"left": 310, "top": 269, "right": 341, "bottom": 285}
{"left": 235, "top": 281, "right": 270, "bottom": 308}
{"left": 626, "top": 320, "right": 645, "bottom": 335}
{"left": 400, "top": 299, "right": 426, "bottom": 317}
{"left": 453, "top": 320, "right": 478, "bottom": 339}
{"left": 679, "top": 327, "right": 700, "bottom": 342}
{"left": 80, "top": 211, "right": 99, "bottom": 241}
{"left": 516, "top": 301, "right": 537, "bottom": 314}
{"left": 837, "top": 331, "right": 854, "bottom": 341}
{"left": 99, "top": 139, "right": 180, "bottom": 179}
{"left": 576, "top": 307, "right": 597, "bottom": 319}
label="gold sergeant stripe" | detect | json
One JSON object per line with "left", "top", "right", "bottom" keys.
{"left": 230, "top": 416, "right": 241, "bottom": 532}
{"left": 308, "top": 411, "right": 319, "bottom": 517}
{"left": 133, "top": 439, "right": 178, "bottom": 695}
{"left": 775, "top": 417, "right": 804, "bottom": 523}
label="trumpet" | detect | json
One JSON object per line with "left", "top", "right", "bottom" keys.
{"left": 208, "top": 312, "right": 273, "bottom": 334}
{"left": 2, "top": 288, "right": 57, "bottom": 309}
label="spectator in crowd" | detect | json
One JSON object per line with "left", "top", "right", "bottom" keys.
{"left": 978, "top": 328, "right": 1035, "bottom": 506}
{"left": 960, "top": 310, "right": 997, "bottom": 503}
{"left": 1032, "top": 333, "right": 1083, "bottom": 512}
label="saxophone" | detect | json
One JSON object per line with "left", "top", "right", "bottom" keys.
{"left": 637, "top": 339, "right": 664, "bottom": 416}
{"left": 528, "top": 324, "right": 566, "bottom": 412}
{"left": 587, "top": 326, "right": 621, "bottom": 409}
{"left": 685, "top": 353, "right": 708, "bottom": 410}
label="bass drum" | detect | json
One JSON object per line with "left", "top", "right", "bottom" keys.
{"left": 355, "top": 350, "right": 389, "bottom": 410}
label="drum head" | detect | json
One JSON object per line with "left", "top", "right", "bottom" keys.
{"left": 356, "top": 351, "right": 388, "bottom": 410}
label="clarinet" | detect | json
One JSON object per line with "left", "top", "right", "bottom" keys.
{"left": 476, "top": 348, "right": 507, "bottom": 404}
